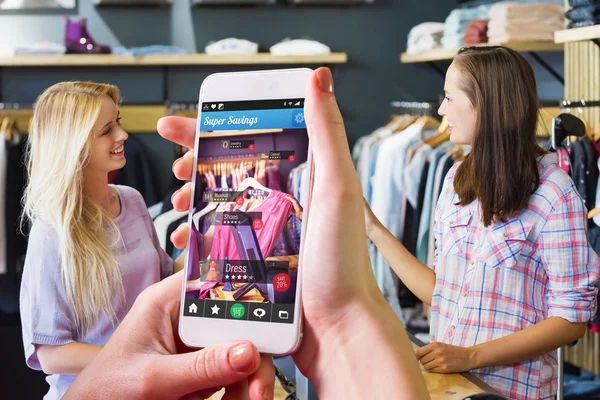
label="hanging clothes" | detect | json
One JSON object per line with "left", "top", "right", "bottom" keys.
{"left": 209, "top": 190, "right": 293, "bottom": 261}
{"left": 5, "top": 133, "right": 28, "bottom": 283}
{"left": 0, "top": 137, "right": 6, "bottom": 275}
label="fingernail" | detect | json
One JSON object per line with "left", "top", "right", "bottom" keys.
{"left": 316, "top": 68, "right": 334, "bottom": 94}
{"left": 229, "top": 343, "right": 256, "bottom": 373}
{"left": 170, "top": 188, "right": 182, "bottom": 203}
{"left": 172, "top": 157, "right": 182, "bottom": 170}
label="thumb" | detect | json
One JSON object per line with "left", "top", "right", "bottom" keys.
{"left": 150, "top": 341, "right": 260, "bottom": 398}
{"left": 304, "top": 67, "right": 357, "bottom": 188}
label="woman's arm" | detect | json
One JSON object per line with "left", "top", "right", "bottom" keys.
{"left": 416, "top": 317, "right": 586, "bottom": 373}
{"left": 365, "top": 201, "right": 436, "bottom": 306}
{"left": 472, "top": 317, "right": 586, "bottom": 368}
{"left": 36, "top": 343, "right": 102, "bottom": 375}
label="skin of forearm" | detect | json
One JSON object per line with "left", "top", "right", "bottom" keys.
{"left": 370, "top": 225, "right": 436, "bottom": 306}
{"left": 36, "top": 343, "right": 102, "bottom": 375}
{"left": 472, "top": 317, "right": 587, "bottom": 369}
{"left": 310, "top": 290, "right": 430, "bottom": 400}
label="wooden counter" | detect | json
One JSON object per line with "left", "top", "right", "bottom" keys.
{"left": 209, "top": 333, "right": 497, "bottom": 399}
{"left": 409, "top": 334, "right": 497, "bottom": 399}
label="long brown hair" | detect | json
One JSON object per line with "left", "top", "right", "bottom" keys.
{"left": 452, "top": 46, "right": 545, "bottom": 226}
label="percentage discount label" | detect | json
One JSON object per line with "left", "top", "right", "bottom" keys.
{"left": 252, "top": 219, "right": 264, "bottom": 231}
{"left": 273, "top": 273, "right": 290, "bottom": 293}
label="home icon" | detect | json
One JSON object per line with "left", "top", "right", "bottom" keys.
{"left": 189, "top": 303, "right": 198, "bottom": 314}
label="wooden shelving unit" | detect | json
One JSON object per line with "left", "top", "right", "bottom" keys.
{"left": 400, "top": 42, "right": 563, "bottom": 63}
{"left": 0, "top": 105, "right": 167, "bottom": 133}
{"left": 0, "top": 52, "right": 348, "bottom": 67}
{"left": 555, "top": 25, "right": 600, "bottom": 45}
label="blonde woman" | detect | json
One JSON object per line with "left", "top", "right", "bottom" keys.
{"left": 19, "top": 82, "right": 179, "bottom": 399}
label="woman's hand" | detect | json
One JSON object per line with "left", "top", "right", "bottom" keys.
{"left": 363, "top": 198, "right": 383, "bottom": 241}
{"left": 285, "top": 195, "right": 303, "bottom": 220}
{"left": 65, "top": 272, "right": 275, "bottom": 400}
{"left": 415, "top": 342, "right": 477, "bottom": 373}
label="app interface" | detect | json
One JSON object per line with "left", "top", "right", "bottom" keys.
{"left": 184, "top": 99, "right": 308, "bottom": 325}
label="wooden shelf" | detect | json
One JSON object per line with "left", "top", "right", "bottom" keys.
{"left": 555, "top": 25, "right": 600, "bottom": 44}
{"left": 0, "top": 105, "right": 167, "bottom": 133}
{"left": 400, "top": 42, "right": 563, "bottom": 63}
{"left": 0, "top": 52, "right": 348, "bottom": 67}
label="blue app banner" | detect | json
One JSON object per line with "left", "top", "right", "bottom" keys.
{"left": 200, "top": 108, "right": 306, "bottom": 131}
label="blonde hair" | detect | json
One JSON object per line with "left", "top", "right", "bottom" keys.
{"left": 24, "top": 81, "right": 123, "bottom": 337}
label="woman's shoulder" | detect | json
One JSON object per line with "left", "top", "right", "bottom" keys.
{"left": 535, "top": 153, "right": 579, "bottom": 203}
{"left": 28, "top": 219, "right": 58, "bottom": 246}
{"left": 112, "top": 185, "right": 148, "bottom": 212}
{"left": 25, "top": 219, "right": 60, "bottom": 267}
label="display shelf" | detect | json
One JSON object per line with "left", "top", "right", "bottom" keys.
{"left": 0, "top": 105, "right": 167, "bottom": 133}
{"left": 555, "top": 25, "right": 600, "bottom": 44}
{"left": 0, "top": 53, "right": 348, "bottom": 67}
{"left": 400, "top": 42, "right": 563, "bottom": 63}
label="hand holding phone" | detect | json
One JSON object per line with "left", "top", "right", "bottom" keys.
{"left": 166, "top": 68, "right": 429, "bottom": 399}
{"left": 179, "top": 69, "right": 313, "bottom": 355}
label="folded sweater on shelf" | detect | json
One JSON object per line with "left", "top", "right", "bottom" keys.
{"left": 566, "top": 4, "right": 600, "bottom": 22}
{"left": 406, "top": 22, "right": 444, "bottom": 54}
{"left": 488, "top": 15, "right": 564, "bottom": 29}
{"left": 489, "top": 2, "right": 564, "bottom": 20}
{"left": 205, "top": 38, "right": 258, "bottom": 55}
{"left": 270, "top": 39, "right": 330, "bottom": 56}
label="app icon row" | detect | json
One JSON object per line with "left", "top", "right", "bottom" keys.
{"left": 184, "top": 299, "right": 294, "bottom": 324}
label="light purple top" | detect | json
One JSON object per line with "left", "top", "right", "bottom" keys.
{"left": 19, "top": 185, "right": 173, "bottom": 399}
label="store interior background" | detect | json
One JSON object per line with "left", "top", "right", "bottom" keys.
{"left": 0, "top": 0, "right": 568, "bottom": 398}
{"left": 0, "top": 0, "right": 564, "bottom": 195}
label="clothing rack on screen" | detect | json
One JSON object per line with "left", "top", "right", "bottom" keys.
{"left": 198, "top": 153, "right": 278, "bottom": 163}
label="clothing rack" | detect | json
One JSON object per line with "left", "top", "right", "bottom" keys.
{"left": 0, "top": 102, "right": 33, "bottom": 110}
{"left": 198, "top": 153, "right": 280, "bottom": 163}
{"left": 0, "top": 103, "right": 34, "bottom": 135}
{"left": 560, "top": 100, "right": 600, "bottom": 108}
{"left": 0, "top": 102, "right": 168, "bottom": 134}
{"left": 168, "top": 102, "right": 198, "bottom": 114}
{"left": 390, "top": 100, "right": 438, "bottom": 116}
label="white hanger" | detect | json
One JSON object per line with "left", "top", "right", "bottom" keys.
{"left": 192, "top": 202, "right": 218, "bottom": 232}
{"left": 237, "top": 177, "right": 271, "bottom": 193}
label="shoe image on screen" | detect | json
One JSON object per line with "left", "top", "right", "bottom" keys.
{"left": 183, "top": 98, "right": 308, "bottom": 324}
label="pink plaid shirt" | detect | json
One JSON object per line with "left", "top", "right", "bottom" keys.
{"left": 431, "top": 153, "right": 600, "bottom": 400}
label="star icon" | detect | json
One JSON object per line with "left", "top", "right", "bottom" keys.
{"left": 249, "top": 276, "right": 253, "bottom": 280}
{"left": 211, "top": 304, "right": 220, "bottom": 315}
{"left": 237, "top": 275, "right": 242, "bottom": 280}
{"left": 243, "top": 275, "right": 247, "bottom": 280}
{"left": 225, "top": 275, "right": 229, "bottom": 279}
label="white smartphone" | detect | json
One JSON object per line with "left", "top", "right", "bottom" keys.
{"left": 178, "top": 68, "right": 314, "bottom": 355}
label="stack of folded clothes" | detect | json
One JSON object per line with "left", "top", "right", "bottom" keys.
{"left": 463, "top": 20, "right": 489, "bottom": 45}
{"left": 488, "top": 2, "right": 564, "bottom": 44}
{"left": 406, "top": 22, "right": 445, "bottom": 54}
{"left": 442, "top": 5, "right": 490, "bottom": 49}
{"left": 566, "top": 0, "right": 600, "bottom": 29}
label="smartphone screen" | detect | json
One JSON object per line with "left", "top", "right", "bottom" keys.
{"left": 182, "top": 98, "right": 308, "bottom": 325}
